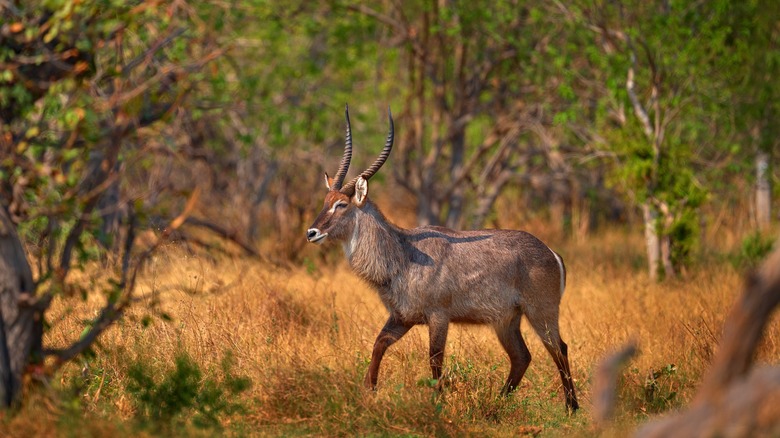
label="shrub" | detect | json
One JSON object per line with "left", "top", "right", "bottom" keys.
{"left": 126, "top": 351, "right": 251, "bottom": 432}
{"left": 731, "top": 232, "right": 775, "bottom": 270}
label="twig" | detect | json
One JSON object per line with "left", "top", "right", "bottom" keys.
{"left": 626, "top": 64, "right": 653, "bottom": 139}
{"left": 183, "top": 217, "right": 260, "bottom": 258}
{"left": 44, "top": 188, "right": 201, "bottom": 368}
{"left": 121, "top": 27, "right": 187, "bottom": 76}
{"left": 0, "top": 0, "right": 23, "bottom": 17}
{"left": 57, "top": 123, "right": 128, "bottom": 281}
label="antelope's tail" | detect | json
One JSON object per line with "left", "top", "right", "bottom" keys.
{"left": 549, "top": 248, "right": 566, "bottom": 297}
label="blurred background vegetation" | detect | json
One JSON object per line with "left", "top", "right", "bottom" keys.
{"left": 1, "top": 0, "right": 779, "bottom": 433}
{"left": 3, "top": 0, "right": 778, "bottom": 277}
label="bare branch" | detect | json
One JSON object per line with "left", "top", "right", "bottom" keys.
{"left": 697, "top": 244, "right": 780, "bottom": 398}
{"left": 443, "top": 114, "right": 527, "bottom": 199}
{"left": 635, "top": 238, "right": 780, "bottom": 437}
{"left": 45, "top": 188, "right": 201, "bottom": 369}
{"left": 626, "top": 63, "right": 654, "bottom": 139}
{"left": 109, "top": 48, "right": 223, "bottom": 110}
{"left": 121, "top": 27, "right": 187, "bottom": 76}
{"left": 58, "top": 124, "right": 128, "bottom": 282}
{"left": 183, "top": 217, "right": 260, "bottom": 258}
{"left": 346, "top": 4, "right": 403, "bottom": 33}
{"left": 592, "top": 342, "right": 638, "bottom": 429}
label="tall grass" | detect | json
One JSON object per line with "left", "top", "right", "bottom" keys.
{"left": 1, "top": 228, "right": 777, "bottom": 437}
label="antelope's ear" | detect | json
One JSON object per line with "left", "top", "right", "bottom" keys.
{"left": 353, "top": 177, "right": 368, "bottom": 207}
{"left": 324, "top": 172, "right": 334, "bottom": 190}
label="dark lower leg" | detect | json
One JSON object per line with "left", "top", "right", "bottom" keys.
{"left": 545, "top": 339, "right": 579, "bottom": 412}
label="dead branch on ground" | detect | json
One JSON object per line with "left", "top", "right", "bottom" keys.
{"left": 594, "top": 240, "right": 780, "bottom": 437}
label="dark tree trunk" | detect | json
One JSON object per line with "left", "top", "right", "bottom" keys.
{"left": 248, "top": 161, "right": 277, "bottom": 242}
{"left": 445, "top": 128, "right": 466, "bottom": 229}
{"left": 0, "top": 207, "right": 39, "bottom": 407}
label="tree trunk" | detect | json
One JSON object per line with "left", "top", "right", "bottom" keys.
{"left": 0, "top": 207, "right": 39, "bottom": 407}
{"left": 416, "top": 189, "right": 439, "bottom": 227}
{"left": 571, "top": 177, "right": 591, "bottom": 243}
{"left": 445, "top": 128, "right": 466, "bottom": 229}
{"left": 660, "top": 207, "right": 676, "bottom": 279}
{"left": 660, "top": 234, "right": 676, "bottom": 279}
{"left": 643, "top": 202, "right": 661, "bottom": 281}
{"left": 248, "top": 161, "right": 277, "bottom": 242}
{"left": 756, "top": 149, "right": 771, "bottom": 230}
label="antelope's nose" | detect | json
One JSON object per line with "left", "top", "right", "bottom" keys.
{"left": 307, "top": 228, "right": 328, "bottom": 243}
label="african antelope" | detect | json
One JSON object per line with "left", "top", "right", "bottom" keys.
{"left": 306, "top": 106, "right": 579, "bottom": 412}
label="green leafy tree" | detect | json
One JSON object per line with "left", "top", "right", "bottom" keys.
{"left": 718, "top": 0, "right": 780, "bottom": 231}
{"left": 0, "top": 0, "right": 225, "bottom": 406}
{"left": 554, "top": 1, "right": 746, "bottom": 279}
{"left": 346, "top": 0, "right": 595, "bottom": 229}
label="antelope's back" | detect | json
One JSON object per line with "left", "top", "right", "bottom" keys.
{"left": 399, "top": 226, "right": 564, "bottom": 321}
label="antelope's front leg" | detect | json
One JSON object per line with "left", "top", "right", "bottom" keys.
{"left": 365, "top": 317, "right": 412, "bottom": 390}
{"left": 428, "top": 314, "right": 450, "bottom": 382}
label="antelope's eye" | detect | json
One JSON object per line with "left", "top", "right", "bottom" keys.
{"left": 334, "top": 202, "right": 347, "bottom": 210}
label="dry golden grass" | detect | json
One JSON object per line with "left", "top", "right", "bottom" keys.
{"left": 1, "top": 228, "right": 778, "bottom": 437}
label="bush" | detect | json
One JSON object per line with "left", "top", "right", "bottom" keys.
{"left": 731, "top": 232, "right": 775, "bottom": 270}
{"left": 126, "top": 351, "right": 251, "bottom": 432}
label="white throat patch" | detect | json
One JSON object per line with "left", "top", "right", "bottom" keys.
{"left": 343, "top": 216, "right": 359, "bottom": 259}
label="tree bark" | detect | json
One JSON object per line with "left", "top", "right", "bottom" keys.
{"left": 0, "top": 207, "right": 39, "bottom": 407}
{"left": 643, "top": 202, "right": 661, "bottom": 281}
{"left": 248, "top": 160, "right": 277, "bottom": 242}
{"left": 445, "top": 128, "right": 466, "bottom": 229}
{"left": 659, "top": 204, "right": 677, "bottom": 279}
{"left": 660, "top": 233, "right": 675, "bottom": 279}
{"left": 756, "top": 150, "right": 771, "bottom": 231}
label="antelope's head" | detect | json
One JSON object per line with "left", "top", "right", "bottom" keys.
{"left": 306, "top": 105, "right": 394, "bottom": 244}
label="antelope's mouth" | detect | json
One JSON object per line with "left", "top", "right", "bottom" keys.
{"left": 306, "top": 229, "right": 328, "bottom": 244}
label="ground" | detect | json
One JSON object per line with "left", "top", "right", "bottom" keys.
{"left": 1, "top": 228, "right": 777, "bottom": 437}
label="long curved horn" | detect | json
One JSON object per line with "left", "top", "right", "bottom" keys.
{"left": 341, "top": 108, "right": 394, "bottom": 195}
{"left": 331, "top": 104, "right": 353, "bottom": 191}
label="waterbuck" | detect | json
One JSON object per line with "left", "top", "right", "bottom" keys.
{"left": 306, "top": 106, "right": 579, "bottom": 412}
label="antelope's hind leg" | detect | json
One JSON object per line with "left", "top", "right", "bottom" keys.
{"left": 494, "top": 314, "right": 532, "bottom": 395}
{"left": 543, "top": 338, "right": 579, "bottom": 412}
{"left": 526, "top": 311, "right": 579, "bottom": 412}
{"left": 365, "top": 317, "right": 412, "bottom": 390}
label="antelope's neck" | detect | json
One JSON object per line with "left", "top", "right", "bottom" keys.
{"left": 344, "top": 200, "right": 404, "bottom": 287}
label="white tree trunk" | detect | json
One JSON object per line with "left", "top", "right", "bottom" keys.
{"left": 756, "top": 150, "right": 771, "bottom": 230}
{"left": 659, "top": 205, "right": 676, "bottom": 279}
{"left": 643, "top": 202, "right": 661, "bottom": 281}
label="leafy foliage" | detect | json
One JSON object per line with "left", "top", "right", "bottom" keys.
{"left": 642, "top": 364, "right": 681, "bottom": 413}
{"left": 551, "top": 0, "right": 766, "bottom": 277}
{"left": 0, "top": 0, "right": 777, "bottom": 413}
{"left": 126, "top": 351, "right": 251, "bottom": 431}
{"left": 731, "top": 232, "right": 776, "bottom": 270}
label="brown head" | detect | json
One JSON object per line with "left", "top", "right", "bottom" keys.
{"left": 306, "top": 105, "right": 394, "bottom": 244}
